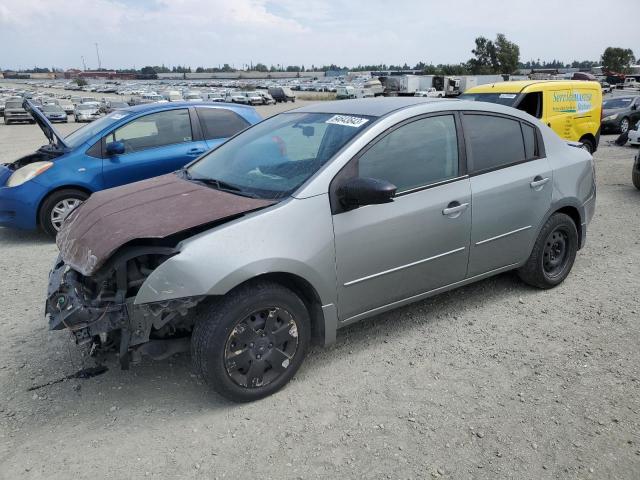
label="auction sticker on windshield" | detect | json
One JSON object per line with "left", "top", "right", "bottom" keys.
{"left": 326, "top": 115, "right": 369, "bottom": 128}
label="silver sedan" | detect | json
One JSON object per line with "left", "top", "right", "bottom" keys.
{"left": 47, "top": 98, "right": 596, "bottom": 402}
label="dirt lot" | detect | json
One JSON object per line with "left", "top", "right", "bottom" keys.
{"left": 0, "top": 105, "right": 639, "bottom": 479}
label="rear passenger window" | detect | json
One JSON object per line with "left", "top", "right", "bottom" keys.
{"left": 463, "top": 114, "right": 525, "bottom": 172}
{"left": 357, "top": 115, "right": 459, "bottom": 193}
{"left": 197, "top": 108, "right": 250, "bottom": 140}
{"left": 521, "top": 123, "right": 537, "bottom": 159}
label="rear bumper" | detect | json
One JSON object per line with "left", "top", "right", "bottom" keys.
{"left": 579, "top": 193, "right": 596, "bottom": 250}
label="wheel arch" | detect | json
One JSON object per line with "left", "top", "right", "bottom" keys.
{"left": 36, "top": 185, "right": 93, "bottom": 226}
{"left": 228, "top": 272, "right": 329, "bottom": 346}
{"left": 544, "top": 203, "right": 583, "bottom": 250}
{"left": 578, "top": 133, "right": 597, "bottom": 152}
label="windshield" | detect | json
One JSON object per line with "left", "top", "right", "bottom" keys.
{"left": 187, "top": 112, "right": 374, "bottom": 199}
{"left": 43, "top": 105, "right": 61, "bottom": 112}
{"left": 64, "top": 111, "right": 130, "bottom": 148}
{"left": 6, "top": 101, "right": 22, "bottom": 109}
{"left": 603, "top": 98, "right": 634, "bottom": 109}
{"left": 458, "top": 92, "right": 520, "bottom": 106}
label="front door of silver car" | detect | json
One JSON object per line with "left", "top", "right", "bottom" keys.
{"left": 462, "top": 113, "right": 553, "bottom": 277}
{"left": 331, "top": 114, "right": 471, "bottom": 321}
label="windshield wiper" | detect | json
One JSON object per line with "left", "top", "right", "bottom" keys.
{"left": 182, "top": 171, "right": 259, "bottom": 198}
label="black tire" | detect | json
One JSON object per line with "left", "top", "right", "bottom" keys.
{"left": 580, "top": 137, "right": 595, "bottom": 154}
{"left": 517, "top": 213, "right": 578, "bottom": 289}
{"left": 620, "top": 117, "right": 630, "bottom": 134}
{"left": 633, "top": 163, "right": 640, "bottom": 190}
{"left": 38, "top": 189, "right": 89, "bottom": 238}
{"left": 191, "top": 281, "right": 310, "bottom": 402}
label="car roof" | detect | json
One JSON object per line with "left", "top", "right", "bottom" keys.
{"left": 119, "top": 101, "right": 255, "bottom": 114}
{"left": 466, "top": 80, "right": 601, "bottom": 94}
{"left": 290, "top": 97, "right": 456, "bottom": 117}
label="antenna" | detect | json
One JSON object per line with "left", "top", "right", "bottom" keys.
{"left": 95, "top": 42, "right": 102, "bottom": 70}
{"left": 81, "top": 56, "right": 87, "bottom": 71}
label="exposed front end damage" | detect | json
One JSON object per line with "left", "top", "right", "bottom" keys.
{"left": 45, "top": 248, "right": 203, "bottom": 367}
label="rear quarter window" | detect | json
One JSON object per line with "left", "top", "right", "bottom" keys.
{"left": 196, "top": 108, "right": 250, "bottom": 140}
{"left": 463, "top": 114, "right": 526, "bottom": 173}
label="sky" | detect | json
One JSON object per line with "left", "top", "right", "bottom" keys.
{"left": 0, "top": 0, "right": 636, "bottom": 70}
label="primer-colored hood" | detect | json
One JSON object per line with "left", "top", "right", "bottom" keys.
{"left": 57, "top": 173, "right": 275, "bottom": 276}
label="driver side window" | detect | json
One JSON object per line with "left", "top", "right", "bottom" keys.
{"left": 106, "top": 109, "right": 192, "bottom": 154}
{"left": 357, "top": 115, "right": 459, "bottom": 193}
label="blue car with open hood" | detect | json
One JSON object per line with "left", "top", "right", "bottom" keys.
{"left": 0, "top": 99, "right": 261, "bottom": 236}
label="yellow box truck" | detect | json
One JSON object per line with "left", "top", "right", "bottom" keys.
{"left": 460, "top": 80, "right": 602, "bottom": 153}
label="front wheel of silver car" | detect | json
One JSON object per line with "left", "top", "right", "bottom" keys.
{"left": 517, "top": 213, "right": 578, "bottom": 289}
{"left": 191, "top": 281, "right": 310, "bottom": 402}
{"left": 39, "top": 189, "right": 89, "bottom": 238}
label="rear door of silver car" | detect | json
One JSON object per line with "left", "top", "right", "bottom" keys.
{"left": 331, "top": 113, "right": 472, "bottom": 321}
{"left": 463, "top": 112, "right": 552, "bottom": 277}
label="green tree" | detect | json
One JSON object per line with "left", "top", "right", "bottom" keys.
{"left": 601, "top": 47, "right": 635, "bottom": 73}
{"left": 468, "top": 36, "right": 498, "bottom": 74}
{"left": 74, "top": 78, "right": 88, "bottom": 86}
{"left": 495, "top": 33, "right": 520, "bottom": 74}
{"left": 469, "top": 34, "right": 520, "bottom": 74}
{"left": 254, "top": 63, "right": 268, "bottom": 72}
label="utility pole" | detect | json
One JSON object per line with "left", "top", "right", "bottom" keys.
{"left": 81, "top": 56, "right": 87, "bottom": 71}
{"left": 95, "top": 42, "right": 102, "bottom": 70}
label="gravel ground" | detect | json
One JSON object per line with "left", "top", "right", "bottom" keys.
{"left": 0, "top": 105, "right": 639, "bottom": 479}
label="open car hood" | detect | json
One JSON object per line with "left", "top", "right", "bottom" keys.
{"left": 56, "top": 173, "right": 276, "bottom": 276}
{"left": 23, "top": 99, "right": 69, "bottom": 149}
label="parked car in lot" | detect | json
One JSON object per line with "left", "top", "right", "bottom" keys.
{"left": 74, "top": 104, "right": 102, "bottom": 122}
{"left": 44, "top": 98, "right": 596, "bottom": 402}
{"left": 633, "top": 153, "right": 640, "bottom": 190}
{"left": 268, "top": 86, "right": 296, "bottom": 103}
{"left": 0, "top": 100, "right": 261, "bottom": 236}
{"left": 461, "top": 80, "right": 602, "bottom": 153}
{"left": 56, "top": 99, "right": 75, "bottom": 115}
{"left": 601, "top": 96, "right": 640, "bottom": 134}
{"left": 102, "top": 101, "right": 130, "bottom": 114}
{"left": 3, "top": 99, "right": 35, "bottom": 124}
{"left": 41, "top": 104, "right": 68, "bottom": 123}
{"left": 256, "top": 91, "right": 276, "bottom": 105}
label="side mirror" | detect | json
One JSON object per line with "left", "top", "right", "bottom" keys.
{"left": 105, "top": 141, "right": 125, "bottom": 156}
{"left": 632, "top": 104, "right": 638, "bottom": 111}
{"left": 338, "top": 177, "right": 396, "bottom": 210}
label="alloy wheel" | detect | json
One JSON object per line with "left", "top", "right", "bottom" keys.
{"left": 620, "top": 118, "right": 629, "bottom": 134}
{"left": 224, "top": 307, "right": 299, "bottom": 388}
{"left": 50, "top": 198, "right": 83, "bottom": 231}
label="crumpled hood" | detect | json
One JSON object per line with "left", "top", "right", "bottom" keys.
{"left": 57, "top": 173, "right": 275, "bottom": 276}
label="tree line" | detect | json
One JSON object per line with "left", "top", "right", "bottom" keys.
{"left": 6, "top": 38, "right": 636, "bottom": 77}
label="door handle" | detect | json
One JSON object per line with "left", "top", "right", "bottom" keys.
{"left": 530, "top": 176, "right": 550, "bottom": 189}
{"left": 187, "top": 148, "right": 206, "bottom": 156}
{"left": 442, "top": 201, "right": 469, "bottom": 217}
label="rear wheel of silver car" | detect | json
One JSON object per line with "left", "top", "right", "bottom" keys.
{"left": 191, "top": 281, "right": 310, "bottom": 402}
{"left": 39, "top": 189, "right": 89, "bottom": 237}
{"left": 620, "top": 117, "right": 630, "bottom": 134}
{"left": 517, "top": 213, "right": 578, "bottom": 289}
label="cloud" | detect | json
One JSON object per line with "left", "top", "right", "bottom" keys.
{"left": 0, "top": 0, "right": 636, "bottom": 70}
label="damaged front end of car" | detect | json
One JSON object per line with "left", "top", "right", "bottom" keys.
{"left": 45, "top": 247, "right": 203, "bottom": 368}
